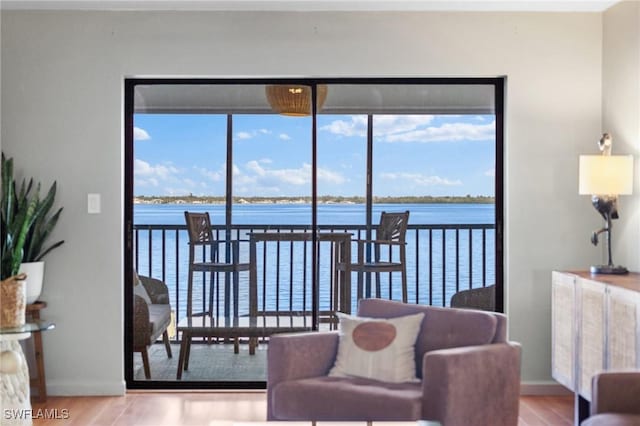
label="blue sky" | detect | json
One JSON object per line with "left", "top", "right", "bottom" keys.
{"left": 134, "top": 113, "right": 495, "bottom": 197}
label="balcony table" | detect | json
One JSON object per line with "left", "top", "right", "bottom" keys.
{"left": 176, "top": 313, "right": 312, "bottom": 379}
{"left": 248, "top": 231, "right": 353, "bottom": 318}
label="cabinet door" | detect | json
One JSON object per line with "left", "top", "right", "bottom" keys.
{"left": 552, "top": 271, "right": 576, "bottom": 391}
{"left": 578, "top": 278, "right": 606, "bottom": 400}
{"left": 607, "top": 286, "right": 639, "bottom": 370}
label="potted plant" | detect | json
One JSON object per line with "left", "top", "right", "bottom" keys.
{"left": 1, "top": 154, "right": 38, "bottom": 326}
{"left": 1, "top": 153, "right": 64, "bottom": 303}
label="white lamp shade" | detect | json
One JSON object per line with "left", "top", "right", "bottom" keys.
{"left": 578, "top": 155, "right": 634, "bottom": 195}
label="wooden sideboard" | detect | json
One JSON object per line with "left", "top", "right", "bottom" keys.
{"left": 552, "top": 270, "right": 640, "bottom": 425}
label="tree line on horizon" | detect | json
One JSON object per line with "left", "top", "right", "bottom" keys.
{"left": 134, "top": 194, "right": 495, "bottom": 204}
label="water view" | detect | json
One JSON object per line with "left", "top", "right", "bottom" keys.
{"left": 134, "top": 202, "right": 495, "bottom": 321}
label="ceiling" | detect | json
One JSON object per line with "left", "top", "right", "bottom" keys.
{"left": 0, "top": 0, "right": 621, "bottom": 12}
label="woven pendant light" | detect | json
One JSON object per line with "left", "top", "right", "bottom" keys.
{"left": 265, "top": 85, "right": 328, "bottom": 116}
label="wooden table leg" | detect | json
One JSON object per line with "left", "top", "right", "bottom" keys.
{"left": 176, "top": 332, "right": 190, "bottom": 380}
{"left": 184, "top": 333, "right": 193, "bottom": 371}
{"left": 31, "top": 329, "right": 46, "bottom": 401}
{"left": 27, "top": 305, "right": 47, "bottom": 402}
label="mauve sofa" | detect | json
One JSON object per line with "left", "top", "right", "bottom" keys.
{"left": 581, "top": 371, "right": 640, "bottom": 426}
{"left": 267, "top": 298, "right": 521, "bottom": 426}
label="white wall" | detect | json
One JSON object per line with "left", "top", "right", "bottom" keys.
{"left": 1, "top": 10, "right": 605, "bottom": 394}
{"left": 603, "top": 1, "right": 640, "bottom": 272}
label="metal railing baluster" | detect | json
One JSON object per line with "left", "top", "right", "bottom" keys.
{"left": 132, "top": 223, "right": 494, "bottom": 323}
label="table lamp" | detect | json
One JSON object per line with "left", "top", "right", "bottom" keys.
{"left": 578, "top": 152, "right": 633, "bottom": 274}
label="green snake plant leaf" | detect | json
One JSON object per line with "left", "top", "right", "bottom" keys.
{"left": 1, "top": 152, "right": 64, "bottom": 278}
{"left": 23, "top": 181, "right": 65, "bottom": 262}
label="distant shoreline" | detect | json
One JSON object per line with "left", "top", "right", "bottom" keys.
{"left": 134, "top": 195, "right": 495, "bottom": 205}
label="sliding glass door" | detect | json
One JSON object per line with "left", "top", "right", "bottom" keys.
{"left": 124, "top": 78, "right": 503, "bottom": 388}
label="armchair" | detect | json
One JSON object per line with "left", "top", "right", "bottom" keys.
{"left": 267, "top": 298, "right": 521, "bottom": 425}
{"left": 133, "top": 275, "right": 172, "bottom": 379}
{"left": 582, "top": 371, "right": 640, "bottom": 425}
{"left": 450, "top": 285, "right": 496, "bottom": 311}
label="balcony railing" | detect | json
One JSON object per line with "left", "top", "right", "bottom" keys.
{"left": 134, "top": 223, "right": 495, "bottom": 330}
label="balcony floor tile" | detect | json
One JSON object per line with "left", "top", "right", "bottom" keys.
{"left": 134, "top": 340, "right": 267, "bottom": 381}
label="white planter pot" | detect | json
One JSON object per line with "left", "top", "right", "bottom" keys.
{"left": 19, "top": 261, "right": 45, "bottom": 304}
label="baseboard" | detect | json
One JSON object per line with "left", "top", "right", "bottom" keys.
{"left": 520, "top": 381, "right": 573, "bottom": 396}
{"left": 46, "top": 380, "right": 568, "bottom": 397}
{"left": 47, "top": 380, "right": 126, "bottom": 396}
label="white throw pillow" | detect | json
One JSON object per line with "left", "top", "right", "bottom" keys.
{"left": 329, "top": 311, "right": 424, "bottom": 383}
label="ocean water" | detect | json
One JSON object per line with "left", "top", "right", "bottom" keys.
{"left": 134, "top": 203, "right": 495, "bottom": 320}
{"left": 135, "top": 202, "right": 494, "bottom": 226}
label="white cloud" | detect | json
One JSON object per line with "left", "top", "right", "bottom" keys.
{"left": 134, "top": 127, "right": 151, "bottom": 141}
{"left": 246, "top": 160, "right": 267, "bottom": 176}
{"left": 385, "top": 121, "right": 495, "bottom": 143}
{"left": 137, "top": 177, "right": 160, "bottom": 188}
{"left": 321, "top": 115, "right": 435, "bottom": 139}
{"left": 321, "top": 115, "right": 494, "bottom": 144}
{"left": 374, "top": 115, "right": 435, "bottom": 136}
{"left": 194, "top": 166, "right": 224, "bottom": 182}
{"left": 484, "top": 169, "right": 495, "bottom": 177}
{"left": 269, "top": 164, "right": 310, "bottom": 185}
{"left": 236, "top": 128, "right": 272, "bottom": 140}
{"left": 317, "top": 167, "right": 346, "bottom": 184}
{"left": 279, "top": 133, "right": 291, "bottom": 141}
{"left": 239, "top": 160, "right": 345, "bottom": 192}
{"left": 135, "top": 159, "right": 178, "bottom": 179}
{"left": 135, "top": 159, "right": 229, "bottom": 196}
{"left": 321, "top": 116, "right": 368, "bottom": 137}
{"left": 135, "top": 159, "right": 181, "bottom": 189}
{"left": 380, "top": 172, "right": 462, "bottom": 186}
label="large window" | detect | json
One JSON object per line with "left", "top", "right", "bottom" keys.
{"left": 125, "top": 78, "right": 503, "bottom": 388}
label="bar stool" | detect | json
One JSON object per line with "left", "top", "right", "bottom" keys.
{"left": 184, "top": 211, "right": 250, "bottom": 318}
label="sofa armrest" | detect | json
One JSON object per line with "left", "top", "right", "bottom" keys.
{"left": 267, "top": 331, "right": 339, "bottom": 420}
{"left": 422, "top": 342, "right": 521, "bottom": 426}
{"left": 133, "top": 295, "right": 151, "bottom": 348}
{"left": 591, "top": 371, "right": 640, "bottom": 416}
{"left": 139, "top": 275, "right": 170, "bottom": 305}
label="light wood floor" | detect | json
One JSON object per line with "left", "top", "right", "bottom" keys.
{"left": 30, "top": 393, "right": 574, "bottom": 426}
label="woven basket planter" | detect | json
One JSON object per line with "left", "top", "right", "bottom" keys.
{"left": 0, "top": 274, "right": 27, "bottom": 328}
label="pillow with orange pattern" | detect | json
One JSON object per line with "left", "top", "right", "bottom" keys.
{"left": 329, "top": 312, "right": 424, "bottom": 383}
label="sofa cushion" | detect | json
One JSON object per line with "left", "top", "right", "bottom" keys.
{"left": 358, "top": 298, "right": 498, "bottom": 377}
{"left": 147, "top": 304, "right": 171, "bottom": 343}
{"left": 271, "top": 376, "right": 422, "bottom": 421}
{"left": 582, "top": 413, "right": 640, "bottom": 426}
{"left": 329, "top": 312, "right": 424, "bottom": 383}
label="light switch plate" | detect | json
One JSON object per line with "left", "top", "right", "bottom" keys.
{"left": 88, "top": 193, "right": 101, "bottom": 214}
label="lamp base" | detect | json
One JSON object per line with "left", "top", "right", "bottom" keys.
{"left": 590, "top": 265, "right": 629, "bottom": 275}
